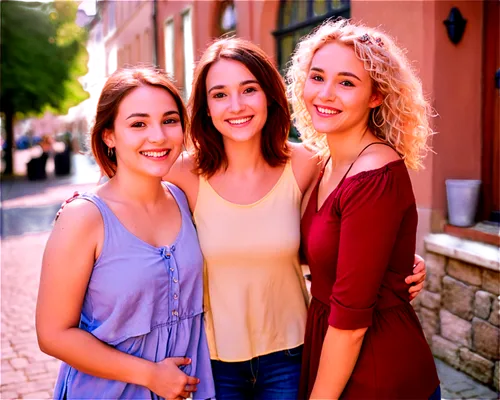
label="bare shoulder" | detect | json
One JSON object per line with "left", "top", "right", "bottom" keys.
{"left": 289, "top": 142, "right": 323, "bottom": 193}
{"left": 53, "top": 198, "right": 103, "bottom": 236}
{"left": 349, "top": 143, "right": 402, "bottom": 177}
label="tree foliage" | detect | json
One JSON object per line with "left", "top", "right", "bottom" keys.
{"left": 1, "top": 0, "right": 89, "bottom": 174}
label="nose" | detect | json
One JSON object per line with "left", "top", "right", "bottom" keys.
{"left": 318, "top": 80, "right": 336, "bottom": 102}
{"left": 229, "top": 94, "right": 244, "bottom": 113}
{"left": 148, "top": 123, "right": 166, "bottom": 144}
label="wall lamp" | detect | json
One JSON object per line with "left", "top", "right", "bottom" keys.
{"left": 444, "top": 7, "right": 467, "bottom": 45}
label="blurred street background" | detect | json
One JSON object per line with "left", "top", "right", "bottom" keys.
{"left": 1, "top": 0, "right": 498, "bottom": 399}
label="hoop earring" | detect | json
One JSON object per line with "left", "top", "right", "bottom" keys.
{"left": 107, "top": 147, "right": 115, "bottom": 157}
{"left": 371, "top": 108, "right": 384, "bottom": 128}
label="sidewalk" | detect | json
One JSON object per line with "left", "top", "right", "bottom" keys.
{"left": 1, "top": 153, "right": 498, "bottom": 398}
{"left": 1, "top": 153, "right": 101, "bottom": 398}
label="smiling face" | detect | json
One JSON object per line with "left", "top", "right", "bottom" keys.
{"left": 205, "top": 58, "right": 268, "bottom": 144}
{"left": 303, "top": 41, "right": 381, "bottom": 137}
{"left": 104, "top": 85, "right": 184, "bottom": 178}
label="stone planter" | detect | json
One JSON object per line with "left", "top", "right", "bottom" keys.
{"left": 446, "top": 179, "right": 481, "bottom": 227}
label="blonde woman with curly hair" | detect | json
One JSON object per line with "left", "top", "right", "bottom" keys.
{"left": 287, "top": 20, "right": 440, "bottom": 399}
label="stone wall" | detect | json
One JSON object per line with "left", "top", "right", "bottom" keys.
{"left": 414, "top": 234, "right": 500, "bottom": 391}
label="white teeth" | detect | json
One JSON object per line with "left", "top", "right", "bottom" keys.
{"left": 141, "top": 150, "right": 169, "bottom": 158}
{"left": 228, "top": 117, "right": 252, "bottom": 125}
{"left": 317, "top": 106, "right": 340, "bottom": 115}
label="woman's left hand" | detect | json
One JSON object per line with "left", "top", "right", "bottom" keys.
{"left": 405, "top": 254, "right": 426, "bottom": 300}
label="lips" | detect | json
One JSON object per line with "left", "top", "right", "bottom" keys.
{"left": 139, "top": 149, "right": 171, "bottom": 158}
{"left": 315, "top": 105, "right": 341, "bottom": 116}
{"left": 226, "top": 116, "right": 253, "bottom": 126}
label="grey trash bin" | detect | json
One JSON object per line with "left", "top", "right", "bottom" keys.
{"left": 445, "top": 179, "right": 481, "bottom": 227}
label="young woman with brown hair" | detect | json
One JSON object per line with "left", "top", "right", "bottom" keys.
{"left": 36, "top": 67, "right": 215, "bottom": 399}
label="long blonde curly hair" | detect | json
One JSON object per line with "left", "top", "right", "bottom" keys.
{"left": 286, "top": 19, "right": 434, "bottom": 170}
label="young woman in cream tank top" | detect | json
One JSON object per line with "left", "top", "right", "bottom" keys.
{"left": 165, "top": 38, "right": 426, "bottom": 399}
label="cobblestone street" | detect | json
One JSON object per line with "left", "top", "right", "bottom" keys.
{"left": 0, "top": 153, "right": 498, "bottom": 399}
{"left": 1, "top": 153, "right": 99, "bottom": 399}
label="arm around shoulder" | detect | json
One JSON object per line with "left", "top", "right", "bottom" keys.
{"left": 163, "top": 152, "right": 199, "bottom": 209}
{"left": 289, "top": 142, "right": 323, "bottom": 194}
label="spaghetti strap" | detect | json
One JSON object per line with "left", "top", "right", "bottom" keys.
{"left": 315, "top": 142, "right": 399, "bottom": 198}
{"left": 341, "top": 142, "right": 398, "bottom": 183}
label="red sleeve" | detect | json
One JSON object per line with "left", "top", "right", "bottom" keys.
{"left": 328, "top": 167, "right": 410, "bottom": 330}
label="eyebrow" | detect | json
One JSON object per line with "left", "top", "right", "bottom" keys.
{"left": 310, "top": 67, "right": 362, "bottom": 82}
{"left": 126, "top": 110, "right": 179, "bottom": 120}
{"left": 207, "top": 79, "right": 260, "bottom": 94}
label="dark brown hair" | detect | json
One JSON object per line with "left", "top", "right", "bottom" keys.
{"left": 91, "top": 66, "right": 188, "bottom": 178}
{"left": 189, "top": 38, "right": 291, "bottom": 177}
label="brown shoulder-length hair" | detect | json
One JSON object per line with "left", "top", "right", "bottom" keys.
{"left": 189, "top": 38, "right": 291, "bottom": 178}
{"left": 91, "top": 66, "right": 188, "bottom": 178}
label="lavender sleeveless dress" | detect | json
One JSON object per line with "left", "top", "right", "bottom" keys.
{"left": 53, "top": 182, "right": 215, "bottom": 399}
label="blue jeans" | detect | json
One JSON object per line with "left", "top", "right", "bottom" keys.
{"left": 429, "top": 385, "right": 441, "bottom": 400}
{"left": 211, "top": 345, "right": 302, "bottom": 400}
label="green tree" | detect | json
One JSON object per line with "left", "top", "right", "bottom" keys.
{"left": 1, "top": 0, "right": 89, "bottom": 175}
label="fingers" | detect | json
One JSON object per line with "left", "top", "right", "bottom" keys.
{"left": 179, "top": 390, "right": 191, "bottom": 399}
{"left": 186, "top": 375, "right": 200, "bottom": 385}
{"left": 184, "top": 384, "right": 198, "bottom": 392}
{"left": 409, "top": 282, "right": 424, "bottom": 294}
{"left": 412, "top": 261, "right": 425, "bottom": 275}
{"left": 414, "top": 253, "right": 424, "bottom": 264}
{"left": 171, "top": 357, "right": 191, "bottom": 366}
{"left": 405, "top": 271, "right": 426, "bottom": 285}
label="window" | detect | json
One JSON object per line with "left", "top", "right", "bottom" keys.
{"left": 182, "top": 9, "right": 194, "bottom": 99}
{"left": 107, "top": 1, "right": 116, "bottom": 34}
{"left": 219, "top": 1, "right": 237, "bottom": 35}
{"left": 274, "top": 0, "right": 350, "bottom": 73}
{"left": 164, "top": 19, "right": 175, "bottom": 76}
{"left": 274, "top": 0, "right": 350, "bottom": 140}
{"left": 143, "top": 29, "right": 151, "bottom": 63}
{"left": 95, "top": 24, "right": 102, "bottom": 43}
{"left": 117, "top": 48, "right": 124, "bottom": 68}
{"left": 135, "top": 34, "right": 141, "bottom": 64}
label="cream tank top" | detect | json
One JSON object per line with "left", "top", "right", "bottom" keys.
{"left": 193, "top": 161, "right": 309, "bottom": 362}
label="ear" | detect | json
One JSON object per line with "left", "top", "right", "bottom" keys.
{"left": 102, "top": 128, "right": 115, "bottom": 149}
{"left": 369, "top": 91, "right": 383, "bottom": 109}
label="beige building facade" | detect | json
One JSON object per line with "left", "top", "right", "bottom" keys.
{"left": 100, "top": 1, "right": 154, "bottom": 74}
